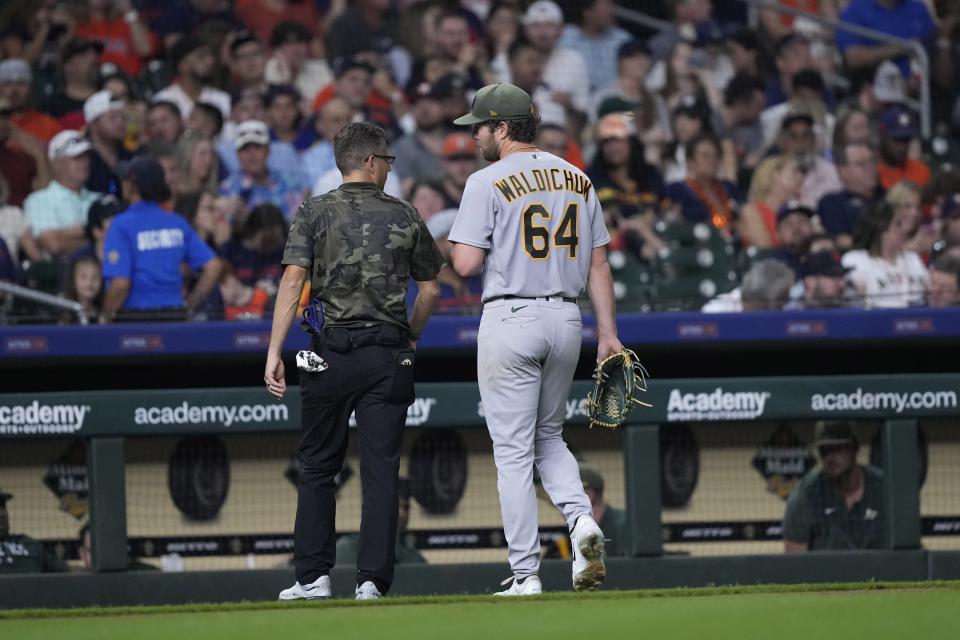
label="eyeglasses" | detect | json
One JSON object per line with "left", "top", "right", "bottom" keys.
{"left": 369, "top": 154, "right": 396, "bottom": 166}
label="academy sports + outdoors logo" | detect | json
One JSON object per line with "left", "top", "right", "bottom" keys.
{"left": 134, "top": 402, "right": 289, "bottom": 428}
{"left": 810, "top": 389, "right": 958, "bottom": 414}
{"left": 666, "top": 388, "right": 771, "bottom": 421}
{"left": 0, "top": 402, "right": 91, "bottom": 435}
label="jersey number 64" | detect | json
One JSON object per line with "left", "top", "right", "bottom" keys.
{"left": 522, "top": 202, "right": 579, "bottom": 260}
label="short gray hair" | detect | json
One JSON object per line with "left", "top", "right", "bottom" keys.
{"left": 334, "top": 122, "right": 387, "bottom": 173}
{"left": 741, "top": 260, "right": 795, "bottom": 310}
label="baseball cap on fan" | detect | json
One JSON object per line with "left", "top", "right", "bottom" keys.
{"left": 83, "top": 90, "right": 124, "bottom": 124}
{"left": 453, "top": 83, "right": 535, "bottom": 125}
{"left": 48, "top": 130, "right": 91, "bottom": 161}
{"left": 235, "top": 120, "right": 271, "bottom": 149}
{"left": 522, "top": 0, "right": 563, "bottom": 25}
{"left": 441, "top": 132, "right": 477, "bottom": 159}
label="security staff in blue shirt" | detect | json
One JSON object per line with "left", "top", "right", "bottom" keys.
{"left": 100, "top": 156, "right": 224, "bottom": 322}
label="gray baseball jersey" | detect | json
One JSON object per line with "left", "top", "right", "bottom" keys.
{"left": 448, "top": 151, "right": 610, "bottom": 301}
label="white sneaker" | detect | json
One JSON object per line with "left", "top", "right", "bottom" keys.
{"left": 278, "top": 575, "right": 331, "bottom": 600}
{"left": 571, "top": 515, "right": 606, "bottom": 592}
{"left": 493, "top": 575, "right": 543, "bottom": 596}
{"left": 355, "top": 581, "right": 382, "bottom": 600}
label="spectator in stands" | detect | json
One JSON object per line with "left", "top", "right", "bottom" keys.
{"left": 0, "top": 228, "right": 15, "bottom": 285}
{"left": 592, "top": 40, "right": 663, "bottom": 130}
{"left": 928, "top": 254, "right": 960, "bottom": 307}
{"left": 176, "top": 132, "right": 219, "bottom": 199}
{"left": 392, "top": 80, "right": 447, "bottom": 187}
{"left": 504, "top": 38, "right": 566, "bottom": 128}
{"left": 776, "top": 111, "right": 841, "bottom": 209}
{"left": 264, "top": 84, "right": 301, "bottom": 146}
{"left": 769, "top": 200, "right": 816, "bottom": 277}
{"left": 794, "top": 250, "right": 851, "bottom": 309}
{"left": 661, "top": 94, "right": 712, "bottom": 183}
{"left": 484, "top": 1, "right": 521, "bottom": 81}
{"left": 154, "top": 37, "right": 231, "bottom": 120}
{"left": 649, "top": 0, "right": 715, "bottom": 61}
{"left": 935, "top": 194, "right": 960, "bottom": 259}
{"left": 843, "top": 200, "right": 929, "bottom": 308}
{"left": 722, "top": 27, "right": 759, "bottom": 76}
{"left": 83, "top": 90, "right": 132, "bottom": 196}
{"left": 590, "top": 112, "right": 666, "bottom": 260}
{"left": 438, "top": 132, "right": 478, "bottom": 209}
{"left": 300, "top": 97, "right": 355, "bottom": 190}
{"left": 143, "top": 101, "right": 184, "bottom": 146}
{"left": 220, "top": 120, "right": 304, "bottom": 220}
{"left": 579, "top": 464, "right": 628, "bottom": 558}
{"left": 219, "top": 202, "right": 286, "bottom": 287}
{"left": 760, "top": 0, "right": 839, "bottom": 42}
{"left": 62, "top": 254, "right": 102, "bottom": 322}
{"left": 535, "top": 122, "right": 570, "bottom": 160}
{"left": 817, "top": 141, "right": 881, "bottom": 250}
{"left": 876, "top": 106, "right": 931, "bottom": 190}
{"left": 176, "top": 189, "right": 232, "bottom": 249}
{"left": 66, "top": 193, "right": 123, "bottom": 277}
{"left": 713, "top": 72, "right": 766, "bottom": 172}
{"left": 410, "top": 10, "right": 487, "bottom": 92}
{"left": 0, "top": 174, "right": 40, "bottom": 264}
{"left": 512, "top": 1, "right": 590, "bottom": 129}
{"left": 702, "top": 259, "right": 796, "bottom": 312}
{"left": 766, "top": 34, "right": 815, "bottom": 108}
{"left": 668, "top": 134, "right": 742, "bottom": 238}
{"left": 43, "top": 39, "right": 102, "bottom": 124}
{"left": 837, "top": 0, "right": 935, "bottom": 78}
{"left": 25, "top": 130, "right": 99, "bottom": 258}
{"left": 783, "top": 421, "right": 884, "bottom": 552}
{"left": 186, "top": 103, "right": 224, "bottom": 141}
{"left": 760, "top": 68, "right": 831, "bottom": 151}
{"left": 324, "top": 0, "right": 404, "bottom": 80}
{"left": 0, "top": 58, "right": 61, "bottom": 144}
{"left": 219, "top": 93, "right": 308, "bottom": 194}
{"left": 314, "top": 54, "right": 399, "bottom": 142}
{"left": 0, "top": 488, "right": 68, "bottom": 573}
{"left": 887, "top": 180, "right": 936, "bottom": 256}
{"left": 151, "top": 0, "right": 245, "bottom": 50}
{"left": 0, "top": 97, "right": 43, "bottom": 208}
{"left": 336, "top": 478, "right": 426, "bottom": 567}
{"left": 560, "top": 0, "right": 632, "bottom": 92}
{"left": 236, "top": 0, "right": 322, "bottom": 51}
{"left": 407, "top": 179, "right": 448, "bottom": 226}
{"left": 224, "top": 30, "right": 267, "bottom": 93}
{"left": 264, "top": 21, "right": 332, "bottom": 107}
{"left": 71, "top": 0, "right": 156, "bottom": 77}
{"left": 740, "top": 155, "right": 805, "bottom": 249}
{"left": 101, "top": 155, "right": 224, "bottom": 321}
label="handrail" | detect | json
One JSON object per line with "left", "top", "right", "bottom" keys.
{"left": 612, "top": 0, "right": 932, "bottom": 139}
{"left": 0, "top": 281, "right": 88, "bottom": 325}
{"left": 740, "top": 0, "right": 930, "bottom": 139}
{"left": 612, "top": 5, "right": 676, "bottom": 34}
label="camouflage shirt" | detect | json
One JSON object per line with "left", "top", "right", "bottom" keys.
{"left": 282, "top": 182, "right": 442, "bottom": 331}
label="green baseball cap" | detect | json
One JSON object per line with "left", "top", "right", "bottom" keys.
{"left": 814, "top": 421, "right": 856, "bottom": 447}
{"left": 579, "top": 464, "right": 605, "bottom": 493}
{"left": 453, "top": 83, "right": 535, "bottom": 125}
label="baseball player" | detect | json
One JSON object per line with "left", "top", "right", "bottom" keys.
{"left": 448, "top": 83, "right": 623, "bottom": 595}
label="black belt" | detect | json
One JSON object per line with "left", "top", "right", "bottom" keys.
{"left": 485, "top": 295, "right": 577, "bottom": 304}
{"left": 317, "top": 323, "right": 404, "bottom": 352}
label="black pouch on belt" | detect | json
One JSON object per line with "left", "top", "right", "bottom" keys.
{"left": 325, "top": 327, "right": 352, "bottom": 352}
{"left": 376, "top": 323, "right": 402, "bottom": 346}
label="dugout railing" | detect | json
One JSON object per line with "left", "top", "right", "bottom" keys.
{"left": 1, "top": 374, "right": 959, "bottom": 607}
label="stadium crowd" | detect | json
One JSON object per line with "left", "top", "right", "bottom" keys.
{"left": 0, "top": 0, "right": 959, "bottom": 322}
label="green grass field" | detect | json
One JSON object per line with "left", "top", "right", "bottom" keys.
{"left": 2, "top": 583, "right": 959, "bottom": 640}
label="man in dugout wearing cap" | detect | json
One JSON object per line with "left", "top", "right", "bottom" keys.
{"left": 783, "top": 421, "right": 885, "bottom": 552}
{"left": 579, "top": 464, "right": 629, "bottom": 558}
{"left": 0, "top": 488, "right": 68, "bottom": 573}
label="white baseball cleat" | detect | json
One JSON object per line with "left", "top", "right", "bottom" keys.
{"left": 493, "top": 575, "right": 543, "bottom": 596}
{"left": 355, "top": 581, "right": 382, "bottom": 600}
{"left": 571, "top": 515, "right": 606, "bottom": 592}
{"left": 278, "top": 575, "right": 332, "bottom": 600}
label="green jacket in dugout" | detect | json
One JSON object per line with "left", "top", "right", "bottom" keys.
{"left": 0, "top": 535, "right": 68, "bottom": 574}
{"left": 782, "top": 465, "right": 885, "bottom": 550}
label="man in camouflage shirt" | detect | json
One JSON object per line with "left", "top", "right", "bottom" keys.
{"left": 265, "top": 122, "right": 442, "bottom": 601}
{"left": 783, "top": 421, "right": 885, "bottom": 552}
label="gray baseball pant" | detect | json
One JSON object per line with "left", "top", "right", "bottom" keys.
{"left": 477, "top": 296, "right": 593, "bottom": 577}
